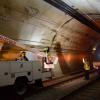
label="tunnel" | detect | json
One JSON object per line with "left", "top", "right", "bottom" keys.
{"left": 0, "top": 0, "right": 100, "bottom": 99}
{"left": 0, "top": 0, "right": 100, "bottom": 77}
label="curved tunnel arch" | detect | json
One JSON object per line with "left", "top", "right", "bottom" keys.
{"left": 0, "top": 0, "right": 100, "bottom": 76}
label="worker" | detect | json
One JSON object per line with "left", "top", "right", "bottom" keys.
{"left": 43, "top": 47, "right": 51, "bottom": 64}
{"left": 83, "top": 58, "right": 90, "bottom": 80}
{"left": 16, "top": 51, "right": 28, "bottom": 61}
{"left": 21, "top": 51, "right": 28, "bottom": 61}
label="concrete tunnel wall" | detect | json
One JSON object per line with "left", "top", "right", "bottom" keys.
{"left": 0, "top": 0, "right": 99, "bottom": 78}
{"left": 53, "top": 52, "right": 93, "bottom": 77}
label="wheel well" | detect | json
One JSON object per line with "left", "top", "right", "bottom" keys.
{"left": 15, "top": 76, "right": 28, "bottom": 83}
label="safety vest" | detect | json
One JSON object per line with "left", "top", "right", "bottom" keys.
{"left": 84, "top": 63, "right": 90, "bottom": 70}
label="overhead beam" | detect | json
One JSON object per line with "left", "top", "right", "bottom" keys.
{"left": 44, "top": 0, "right": 100, "bottom": 33}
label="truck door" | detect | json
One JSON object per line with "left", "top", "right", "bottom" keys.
{"left": 0, "top": 62, "right": 10, "bottom": 86}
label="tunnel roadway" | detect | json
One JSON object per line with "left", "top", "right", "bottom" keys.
{"left": 0, "top": 71, "right": 98, "bottom": 100}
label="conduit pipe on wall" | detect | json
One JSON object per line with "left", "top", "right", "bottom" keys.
{"left": 44, "top": 0, "right": 100, "bottom": 33}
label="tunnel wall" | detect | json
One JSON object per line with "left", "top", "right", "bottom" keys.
{"left": 53, "top": 52, "right": 92, "bottom": 77}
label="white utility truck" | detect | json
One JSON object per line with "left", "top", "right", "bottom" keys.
{"left": 0, "top": 60, "right": 52, "bottom": 95}
{"left": 0, "top": 35, "right": 55, "bottom": 95}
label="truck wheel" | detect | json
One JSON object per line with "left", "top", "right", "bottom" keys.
{"left": 14, "top": 79, "right": 28, "bottom": 95}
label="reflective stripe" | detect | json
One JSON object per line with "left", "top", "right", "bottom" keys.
{"left": 84, "top": 63, "right": 90, "bottom": 70}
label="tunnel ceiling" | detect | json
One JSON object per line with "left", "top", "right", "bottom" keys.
{"left": 0, "top": 0, "right": 100, "bottom": 53}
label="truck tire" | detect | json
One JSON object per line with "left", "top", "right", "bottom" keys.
{"left": 14, "top": 79, "right": 28, "bottom": 95}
